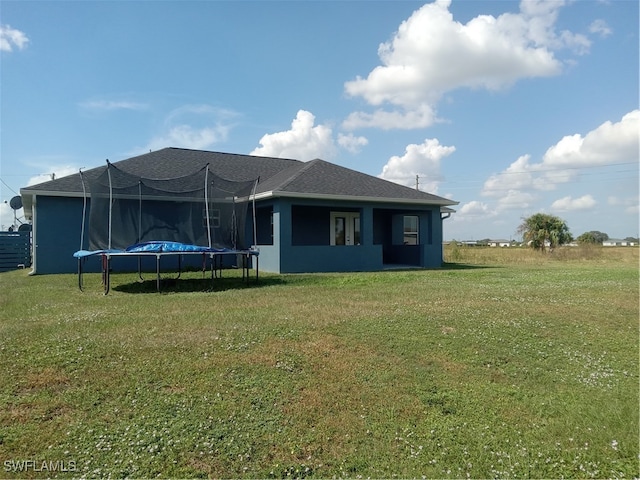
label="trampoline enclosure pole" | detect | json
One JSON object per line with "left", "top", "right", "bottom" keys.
{"left": 107, "top": 161, "right": 113, "bottom": 250}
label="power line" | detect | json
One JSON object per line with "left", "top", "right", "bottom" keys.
{"left": 406, "top": 161, "right": 639, "bottom": 182}
{"left": 0, "top": 178, "right": 19, "bottom": 196}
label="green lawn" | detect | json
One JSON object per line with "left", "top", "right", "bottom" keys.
{"left": 1, "top": 247, "right": 638, "bottom": 478}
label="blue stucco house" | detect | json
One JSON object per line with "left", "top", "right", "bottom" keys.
{"left": 20, "top": 148, "right": 457, "bottom": 274}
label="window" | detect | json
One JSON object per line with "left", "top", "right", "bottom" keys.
{"left": 403, "top": 215, "right": 419, "bottom": 245}
{"left": 203, "top": 208, "right": 220, "bottom": 228}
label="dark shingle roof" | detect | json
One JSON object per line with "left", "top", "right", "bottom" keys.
{"left": 264, "top": 158, "right": 452, "bottom": 203}
{"left": 21, "top": 147, "right": 456, "bottom": 207}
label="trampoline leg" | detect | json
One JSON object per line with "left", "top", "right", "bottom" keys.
{"left": 242, "top": 254, "right": 246, "bottom": 282}
{"left": 176, "top": 255, "right": 182, "bottom": 280}
{"left": 103, "top": 256, "right": 111, "bottom": 295}
{"left": 156, "top": 254, "right": 161, "bottom": 292}
{"left": 78, "top": 258, "right": 83, "bottom": 291}
{"left": 212, "top": 255, "right": 218, "bottom": 279}
{"left": 138, "top": 256, "right": 144, "bottom": 282}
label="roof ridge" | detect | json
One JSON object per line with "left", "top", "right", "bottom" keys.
{"left": 273, "top": 159, "right": 321, "bottom": 191}
{"left": 162, "top": 146, "right": 303, "bottom": 165}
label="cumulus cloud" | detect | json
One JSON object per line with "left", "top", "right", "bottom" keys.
{"left": 379, "top": 138, "right": 455, "bottom": 193}
{"left": 0, "top": 24, "right": 29, "bottom": 52}
{"left": 337, "top": 133, "right": 368, "bottom": 154}
{"left": 551, "top": 194, "right": 597, "bottom": 211}
{"left": 482, "top": 110, "right": 640, "bottom": 205}
{"left": 458, "top": 200, "right": 496, "bottom": 218}
{"left": 0, "top": 202, "right": 25, "bottom": 231}
{"left": 251, "top": 110, "right": 336, "bottom": 161}
{"left": 343, "top": 0, "right": 590, "bottom": 130}
{"left": 541, "top": 109, "right": 639, "bottom": 168}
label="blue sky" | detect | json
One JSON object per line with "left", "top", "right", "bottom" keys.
{"left": 1, "top": 0, "right": 638, "bottom": 240}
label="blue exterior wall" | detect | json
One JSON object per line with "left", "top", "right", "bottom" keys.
{"left": 32, "top": 196, "right": 86, "bottom": 274}
{"left": 254, "top": 199, "right": 445, "bottom": 274}
{"left": 31, "top": 194, "right": 447, "bottom": 275}
{"left": 33, "top": 195, "right": 248, "bottom": 275}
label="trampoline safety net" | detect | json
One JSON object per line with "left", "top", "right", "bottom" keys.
{"left": 86, "top": 162, "right": 258, "bottom": 251}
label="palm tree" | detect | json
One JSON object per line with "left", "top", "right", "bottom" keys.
{"left": 517, "top": 213, "right": 572, "bottom": 252}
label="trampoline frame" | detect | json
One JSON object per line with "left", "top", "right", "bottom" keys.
{"left": 74, "top": 162, "right": 261, "bottom": 294}
{"left": 77, "top": 249, "right": 259, "bottom": 294}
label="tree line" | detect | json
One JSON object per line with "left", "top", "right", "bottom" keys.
{"left": 518, "top": 213, "right": 638, "bottom": 252}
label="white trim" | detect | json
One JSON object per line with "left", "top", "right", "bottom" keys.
{"left": 20, "top": 187, "right": 459, "bottom": 218}
{"left": 252, "top": 190, "right": 459, "bottom": 206}
{"left": 28, "top": 194, "right": 37, "bottom": 275}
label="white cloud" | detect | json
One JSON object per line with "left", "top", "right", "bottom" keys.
{"left": 541, "top": 109, "right": 639, "bottom": 168}
{"left": 458, "top": 200, "right": 496, "bottom": 218}
{"left": 551, "top": 194, "right": 597, "bottom": 211}
{"left": 589, "top": 19, "right": 612, "bottom": 38}
{"left": 0, "top": 24, "right": 29, "bottom": 52}
{"left": 79, "top": 100, "right": 147, "bottom": 111}
{"left": 27, "top": 166, "right": 79, "bottom": 187}
{"left": 379, "top": 138, "right": 455, "bottom": 193}
{"left": 147, "top": 125, "right": 230, "bottom": 151}
{"left": 251, "top": 110, "right": 336, "bottom": 161}
{"left": 337, "top": 133, "right": 368, "bottom": 154}
{"left": 608, "top": 195, "right": 640, "bottom": 215}
{"left": 344, "top": 0, "right": 589, "bottom": 130}
{"left": 143, "top": 104, "right": 238, "bottom": 152}
{"left": 0, "top": 202, "right": 23, "bottom": 231}
{"left": 482, "top": 110, "right": 640, "bottom": 207}
{"left": 497, "top": 189, "right": 537, "bottom": 211}
{"left": 342, "top": 104, "right": 437, "bottom": 130}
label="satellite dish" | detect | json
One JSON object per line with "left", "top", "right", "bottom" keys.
{"left": 9, "top": 196, "right": 22, "bottom": 210}
{"left": 18, "top": 224, "right": 31, "bottom": 232}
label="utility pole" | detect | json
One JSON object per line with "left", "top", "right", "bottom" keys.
{"left": 415, "top": 174, "right": 419, "bottom": 191}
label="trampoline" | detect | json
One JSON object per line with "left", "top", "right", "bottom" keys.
{"left": 74, "top": 161, "right": 259, "bottom": 294}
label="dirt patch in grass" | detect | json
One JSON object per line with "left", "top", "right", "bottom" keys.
{"left": 18, "top": 367, "right": 70, "bottom": 394}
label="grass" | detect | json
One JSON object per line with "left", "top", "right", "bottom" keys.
{"left": 0, "top": 246, "right": 638, "bottom": 478}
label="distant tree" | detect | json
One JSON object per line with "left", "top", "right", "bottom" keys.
{"left": 577, "top": 232, "right": 596, "bottom": 244}
{"left": 517, "top": 213, "right": 572, "bottom": 252}
{"left": 577, "top": 231, "right": 609, "bottom": 245}
{"left": 624, "top": 236, "right": 639, "bottom": 243}
{"left": 577, "top": 230, "right": 609, "bottom": 244}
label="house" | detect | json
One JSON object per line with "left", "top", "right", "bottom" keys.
{"left": 488, "top": 239, "right": 511, "bottom": 247}
{"left": 20, "top": 148, "right": 458, "bottom": 274}
{"left": 603, "top": 239, "right": 636, "bottom": 247}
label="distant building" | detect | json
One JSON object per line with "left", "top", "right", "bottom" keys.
{"left": 603, "top": 239, "right": 637, "bottom": 247}
{"left": 488, "top": 239, "right": 511, "bottom": 247}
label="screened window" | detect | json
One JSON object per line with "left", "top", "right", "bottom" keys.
{"left": 203, "top": 208, "right": 221, "bottom": 228}
{"left": 403, "top": 215, "right": 419, "bottom": 245}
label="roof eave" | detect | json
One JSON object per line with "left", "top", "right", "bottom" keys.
{"left": 255, "top": 190, "right": 459, "bottom": 206}
{"left": 20, "top": 189, "right": 86, "bottom": 218}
